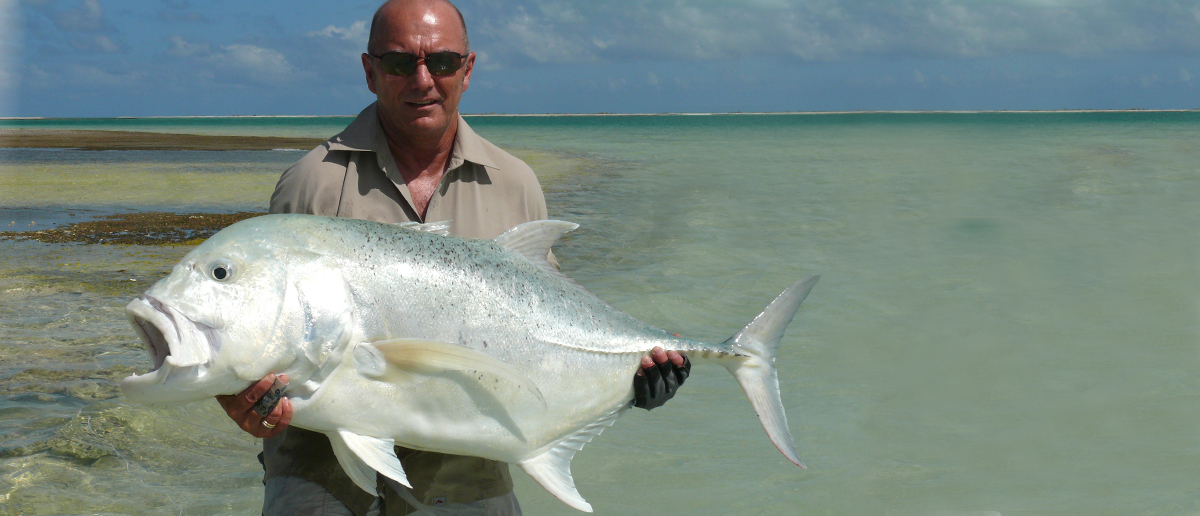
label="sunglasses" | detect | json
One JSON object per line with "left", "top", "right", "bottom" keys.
{"left": 368, "top": 51, "right": 469, "bottom": 77}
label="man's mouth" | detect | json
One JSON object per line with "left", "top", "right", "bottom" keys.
{"left": 407, "top": 99, "right": 438, "bottom": 107}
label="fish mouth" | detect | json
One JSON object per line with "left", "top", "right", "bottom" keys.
{"left": 122, "top": 296, "right": 221, "bottom": 401}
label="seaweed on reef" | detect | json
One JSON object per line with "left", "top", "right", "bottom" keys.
{"left": 0, "top": 212, "right": 265, "bottom": 246}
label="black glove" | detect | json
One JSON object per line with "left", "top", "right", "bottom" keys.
{"left": 633, "top": 354, "right": 691, "bottom": 410}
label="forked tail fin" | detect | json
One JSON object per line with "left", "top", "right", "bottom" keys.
{"left": 721, "top": 274, "right": 819, "bottom": 468}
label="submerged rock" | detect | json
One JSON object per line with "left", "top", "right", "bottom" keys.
{"left": 0, "top": 365, "right": 139, "bottom": 401}
{"left": 10, "top": 401, "right": 254, "bottom": 465}
{"left": 45, "top": 403, "right": 153, "bottom": 462}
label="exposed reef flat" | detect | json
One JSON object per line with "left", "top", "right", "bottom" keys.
{"left": 1, "top": 212, "right": 265, "bottom": 245}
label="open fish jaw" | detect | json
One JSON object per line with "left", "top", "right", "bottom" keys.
{"left": 127, "top": 296, "right": 175, "bottom": 373}
{"left": 124, "top": 296, "right": 219, "bottom": 382}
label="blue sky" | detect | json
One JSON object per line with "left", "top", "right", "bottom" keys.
{"left": 3, "top": 0, "right": 1200, "bottom": 117}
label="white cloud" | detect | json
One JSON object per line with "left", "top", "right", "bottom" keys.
{"left": 209, "top": 44, "right": 298, "bottom": 84}
{"left": 167, "top": 34, "right": 209, "bottom": 57}
{"left": 467, "top": 0, "right": 1200, "bottom": 65}
{"left": 490, "top": 7, "right": 589, "bottom": 64}
{"left": 33, "top": 0, "right": 127, "bottom": 54}
{"left": 309, "top": 20, "right": 369, "bottom": 42}
{"left": 474, "top": 49, "right": 501, "bottom": 71}
{"left": 66, "top": 32, "right": 124, "bottom": 53}
{"left": 93, "top": 34, "right": 119, "bottom": 52}
{"left": 161, "top": 36, "right": 306, "bottom": 87}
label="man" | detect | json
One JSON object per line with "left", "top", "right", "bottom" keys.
{"left": 216, "top": 1, "right": 689, "bottom": 514}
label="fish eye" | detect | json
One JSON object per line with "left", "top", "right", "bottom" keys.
{"left": 208, "top": 261, "right": 236, "bottom": 282}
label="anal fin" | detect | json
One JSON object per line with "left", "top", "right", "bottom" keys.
{"left": 328, "top": 429, "right": 410, "bottom": 493}
{"left": 517, "top": 406, "right": 626, "bottom": 513}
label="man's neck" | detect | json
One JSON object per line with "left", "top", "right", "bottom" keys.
{"left": 379, "top": 115, "right": 460, "bottom": 219}
{"left": 381, "top": 116, "right": 458, "bottom": 181}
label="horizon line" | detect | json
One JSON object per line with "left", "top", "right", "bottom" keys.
{"left": 2, "top": 108, "right": 1198, "bottom": 120}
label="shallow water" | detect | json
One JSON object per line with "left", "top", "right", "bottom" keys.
{"left": 2, "top": 112, "right": 1200, "bottom": 515}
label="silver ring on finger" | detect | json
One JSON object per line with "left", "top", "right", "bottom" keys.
{"left": 261, "top": 420, "right": 276, "bottom": 429}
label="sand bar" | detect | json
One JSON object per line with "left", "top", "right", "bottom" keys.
{"left": 0, "top": 129, "right": 324, "bottom": 151}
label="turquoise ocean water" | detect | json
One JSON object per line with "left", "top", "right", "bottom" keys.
{"left": 2, "top": 112, "right": 1199, "bottom": 515}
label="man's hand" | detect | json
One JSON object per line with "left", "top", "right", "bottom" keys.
{"left": 216, "top": 374, "right": 293, "bottom": 439}
{"left": 633, "top": 346, "right": 691, "bottom": 410}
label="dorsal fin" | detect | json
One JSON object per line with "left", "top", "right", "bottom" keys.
{"left": 396, "top": 220, "right": 451, "bottom": 236}
{"left": 494, "top": 220, "right": 578, "bottom": 271}
{"left": 495, "top": 219, "right": 605, "bottom": 302}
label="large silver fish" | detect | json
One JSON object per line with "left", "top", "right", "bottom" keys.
{"left": 121, "top": 214, "right": 818, "bottom": 512}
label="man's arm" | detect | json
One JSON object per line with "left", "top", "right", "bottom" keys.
{"left": 219, "top": 145, "right": 340, "bottom": 438}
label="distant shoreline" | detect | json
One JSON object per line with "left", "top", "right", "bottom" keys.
{"left": 468, "top": 108, "right": 1200, "bottom": 117}
{"left": 0, "top": 129, "right": 324, "bottom": 151}
{"left": 2, "top": 108, "right": 1198, "bottom": 121}
{"left": 3, "top": 107, "right": 1197, "bottom": 151}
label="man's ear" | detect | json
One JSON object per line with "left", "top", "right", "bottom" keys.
{"left": 362, "top": 53, "right": 378, "bottom": 94}
{"left": 461, "top": 52, "right": 475, "bottom": 92}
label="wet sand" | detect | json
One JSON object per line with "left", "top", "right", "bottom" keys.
{"left": 0, "top": 129, "right": 323, "bottom": 151}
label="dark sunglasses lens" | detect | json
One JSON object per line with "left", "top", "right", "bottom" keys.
{"left": 380, "top": 53, "right": 418, "bottom": 76}
{"left": 425, "top": 53, "right": 463, "bottom": 75}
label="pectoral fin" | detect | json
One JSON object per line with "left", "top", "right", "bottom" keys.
{"left": 328, "top": 429, "right": 410, "bottom": 492}
{"left": 368, "top": 338, "right": 547, "bottom": 408}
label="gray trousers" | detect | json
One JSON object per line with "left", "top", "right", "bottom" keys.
{"left": 262, "top": 476, "right": 522, "bottom": 516}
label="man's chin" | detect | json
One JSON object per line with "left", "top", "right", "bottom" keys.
{"left": 378, "top": 101, "right": 457, "bottom": 139}
{"left": 405, "top": 115, "right": 449, "bottom": 131}
{"left": 388, "top": 115, "right": 456, "bottom": 142}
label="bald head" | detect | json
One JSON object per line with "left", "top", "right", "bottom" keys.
{"left": 367, "top": 0, "right": 469, "bottom": 55}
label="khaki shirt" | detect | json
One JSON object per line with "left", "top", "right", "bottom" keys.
{"left": 270, "top": 103, "right": 548, "bottom": 237}
{"left": 264, "top": 103, "right": 549, "bottom": 516}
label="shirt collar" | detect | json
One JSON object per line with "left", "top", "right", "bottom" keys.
{"left": 326, "top": 103, "right": 380, "bottom": 152}
{"left": 327, "top": 102, "right": 498, "bottom": 171}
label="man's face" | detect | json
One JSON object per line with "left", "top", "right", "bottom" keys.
{"left": 363, "top": 1, "right": 474, "bottom": 143}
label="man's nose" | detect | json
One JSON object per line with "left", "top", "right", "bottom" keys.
{"left": 408, "top": 62, "right": 436, "bottom": 88}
